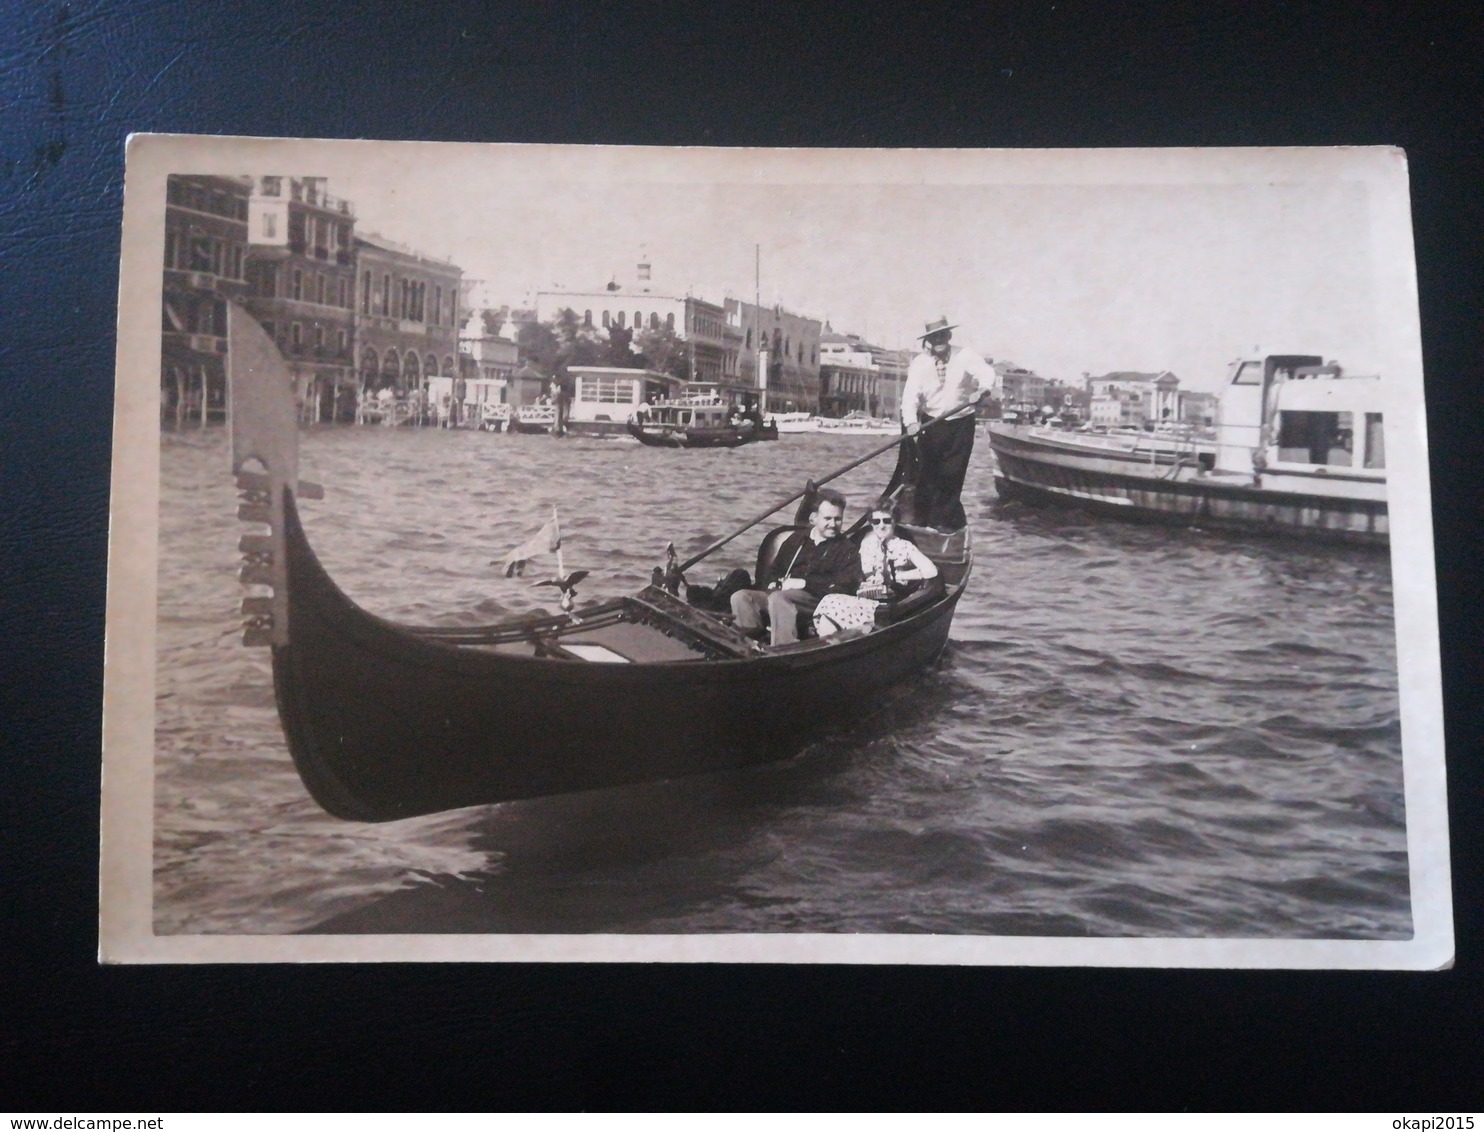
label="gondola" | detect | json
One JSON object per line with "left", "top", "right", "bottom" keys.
{"left": 228, "top": 306, "right": 971, "bottom": 822}
{"left": 626, "top": 398, "right": 778, "bottom": 448}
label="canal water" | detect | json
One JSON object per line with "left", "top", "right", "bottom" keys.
{"left": 153, "top": 426, "right": 1410, "bottom": 938}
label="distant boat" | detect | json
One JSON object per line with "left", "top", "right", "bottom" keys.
{"left": 986, "top": 354, "right": 1388, "bottom": 546}
{"left": 818, "top": 411, "right": 900, "bottom": 436}
{"left": 627, "top": 398, "right": 777, "bottom": 448}
{"left": 772, "top": 411, "right": 821, "bottom": 434}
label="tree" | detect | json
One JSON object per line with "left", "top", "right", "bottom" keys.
{"left": 604, "top": 323, "right": 636, "bottom": 367}
{"left": 633, "top": 324, "right": 691, "bottom": 381}
{"left": 480, "top": 306, "right": 510, "bottom": 338}
{"left": 516, "top": 319, "right": 560, "bottom": 374}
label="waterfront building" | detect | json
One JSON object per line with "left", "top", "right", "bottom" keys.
{"left": 507, "top": 361, "right": 549, "bottom": 407}
{"left": 458, "top": 308, "right": 521, "bottom": 422}
{"left": 724, "top": 299, "right": 823, "bottom": 413}
{"left": 242, "top": 176, "right": 358, "bottom": 422}
{"left": 1085, "top": 370, "right": 1181, "bottom": 426}
{"left": 534, "top": 282, "right": 732, "bottom": 386}
{"left": 998, "top": 363, "right": 1050, "bottom": 415}
{"left": 161, "top": 174, "right": 251, "bottom": 424}
{"left": 818, "top": 330, "right": 879, "bottom": 417}
{"left": 354, "top": 233, "right": 464, "bottom": 400}
{"left": 816, "top": 329, "right": 912, "bottom": 419}
{"left": 866, "top": 345, "right": 911, "bottom": 421}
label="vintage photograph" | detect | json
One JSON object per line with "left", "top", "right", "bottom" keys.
{"left": 100, "top": 137, "right": 1450, "bottom": 965}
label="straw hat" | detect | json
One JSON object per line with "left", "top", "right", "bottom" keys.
{"left": 918, "top": 316, "right": 958, "bottom": 340}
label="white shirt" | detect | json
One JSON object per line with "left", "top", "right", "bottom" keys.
{"left": 900, "top": 344, "right": 996, "bottom": 425}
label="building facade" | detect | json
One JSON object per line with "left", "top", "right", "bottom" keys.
{"left": 242, "top": 176, "right": 359, "bottom": 422}
{"left": 998, "top": 362, "right": 1049, "bottom": 412}
{"left": 354, "top": 234, "right": 464, "bottom": 398}
{"left": 816, "top": 331, "right": 913, "bottom": 418}
{"left": 161, "top": 174, "right": 251, "bottom": 424}
{"left": 533, "top": 287, "right": 734, "bottom": 388}
{"left": 1085, "top": 370, "right": 1182, "bottom": 426}
{"left": 724, "top": 300, "right": 823, "bottom": 413}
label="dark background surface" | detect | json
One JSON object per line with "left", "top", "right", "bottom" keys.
{"left": 2, "top": 0, "right": 1480, "bottom": 1111}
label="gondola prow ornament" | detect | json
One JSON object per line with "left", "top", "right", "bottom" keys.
{"left": 501, "top": 505, "right": 589, "bottom": 619}
{"left": 227, "top": 302, "right": 322, "bottom": 648}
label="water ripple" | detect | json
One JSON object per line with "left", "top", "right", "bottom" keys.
{"left": 153, "top": 426, "right": 1409, "bottom": 939}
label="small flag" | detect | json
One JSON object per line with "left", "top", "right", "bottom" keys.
{"left": 502, "top": 508, "right": 561, "bottom": 577}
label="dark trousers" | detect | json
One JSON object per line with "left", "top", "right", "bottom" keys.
{"left": 896, "top": 414, "right": 978, "bottom": 530}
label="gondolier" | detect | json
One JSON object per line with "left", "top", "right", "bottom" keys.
{"left": 897, "top": 317, "right": 997, "bottom": 531}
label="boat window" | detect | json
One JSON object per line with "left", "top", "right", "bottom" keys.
{"left": 1276, "top": 410, "right": 1354, "bottom": 466}
{"left": 578, "top": 375, "right": 636, "bottom": 404}
{"left": 1364, "top": 412, "right": 1385, "bottom": 469}
{"left": 1232, "top": 361, "right": 1263, "bottom": 385}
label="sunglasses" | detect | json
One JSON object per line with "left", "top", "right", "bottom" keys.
{"left": 870, "top": 516, "right": 895, "bottom": 526}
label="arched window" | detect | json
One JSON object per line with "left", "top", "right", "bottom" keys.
{"left": 426, "top": 354, "right": 438, "bottom": 377}
{"left": 602, "top": 310, "right": 610, "bottom": 328}
{"left": 404, "top": 352, "right": 421, "bottom": 383}
{"left": 382, "top": 348, "right": 400, "bottom": 382}
{"left": 584, "top": 310, "right": 592, "bottom": 327}
{"left": 634, "top": 311, "right": 641, "bottom": 329}
{"left": 442, "top": 355, "right": 456, "bottom": 376}
{"left": 616, "top": 311, "right": 626, "bottom": 328}
{"left": 667, "top": 313, "right": 676, "bottom": 332}
{"left": 650, "top": 312, "right": 659, "bottom": 330}
{"left": 381, "top": 274, "right": 391, "bottom": 315}
{"left": 360, "top": 347, "right": 379, "bottom": 379}
{"left": 772, "top": 328, "right": 782, "bottom": 354}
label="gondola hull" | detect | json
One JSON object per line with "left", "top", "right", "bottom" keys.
{"left": 626, "top": 420, "right": 775, "bottom": 447}
{"left": 272, "top": 492, "right": 964, "bottom": 821}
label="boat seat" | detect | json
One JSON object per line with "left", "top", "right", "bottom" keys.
{"left": 755, "top": 524, "right": 806, "bottom": 583}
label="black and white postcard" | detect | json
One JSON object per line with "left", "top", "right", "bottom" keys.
{"left": 100, "top": 136, "right": 1451, "bottom": 966}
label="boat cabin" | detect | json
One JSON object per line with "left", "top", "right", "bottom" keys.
{"left": 567, "top": 366, "right": 682, "bottom": 427}
{"left": 644, "top": 398, "right": 737, "bottom": 429}
{"left": 1213, "top": 355, "right": 1387, "bottom": 478}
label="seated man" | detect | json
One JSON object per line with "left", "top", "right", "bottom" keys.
{"left": 730, "top": 488, "right": 860, "bottom": 646}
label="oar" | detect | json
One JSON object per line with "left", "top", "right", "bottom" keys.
{"left": 676, "top": 395, "right": 984, "bottom": 573}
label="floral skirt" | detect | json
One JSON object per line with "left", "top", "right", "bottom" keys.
{"left": 812, "top": 593, "right": 882, "bottom": 636}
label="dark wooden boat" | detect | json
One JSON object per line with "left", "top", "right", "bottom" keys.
{"left": 228, "top": 306, "right": 970, "bottom": 822}
{"left": 627, "top": 398, "right": 777, "bottom": 448}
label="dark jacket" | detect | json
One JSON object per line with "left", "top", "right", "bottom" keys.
{"left": 767, "top": 531, "right": 862, "bottom": 599}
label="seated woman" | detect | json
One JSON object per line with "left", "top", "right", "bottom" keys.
{"left": 813, "top": 497, "right": 939, "bottom": 637}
